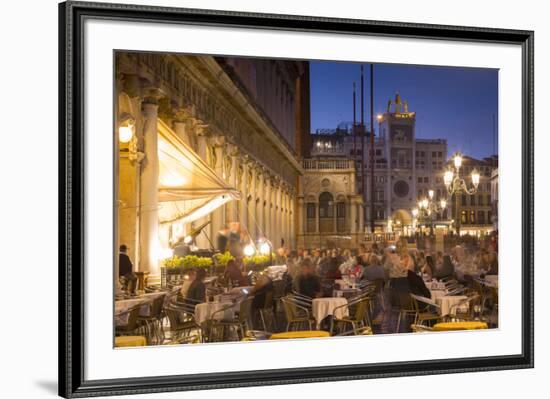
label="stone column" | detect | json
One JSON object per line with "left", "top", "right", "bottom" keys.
{"left": 172, "top": 111, "right": 191, "bottom": 146}
{"left": 359, "top": 204, "right": 365, "bottom": 234}
{"left": 239, "top": 158, "right": 249, "bottom": 232}
{"left": 192, "top": 127, "right": 211, "bottom": 249}
{"left": 139, "top": 98, "right": 160, "bottom": 275}
{"left": 350, "top": 198, "right": 357, "bottom": 234}
{"left": 226, "top": 148, "right": 239, "bottom": 223}
{"left": 284, "top": 189, "right": 288, "bottom": 247}
{"left": 247, "top": 165, "right": 257, "bottom": 240}
{"left": 265, "top": 178, "right": 272, "bottom": 242}
{"left": 257, "top": 171, "right": 265, "bottom": 238}
{"left": 274, "top": 182, "right": 281, "bottom": 248}
{"left": 210, "top": 139, "right": 225, "bottom": 240}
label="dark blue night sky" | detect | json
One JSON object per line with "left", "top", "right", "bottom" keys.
{"left": 309, "top": 61, "right": 498, "bottom": 160}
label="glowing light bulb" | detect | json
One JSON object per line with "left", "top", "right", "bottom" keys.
{"left": 119, "top": 125, "right": 133, "bottom": 143}
{"left": 244, "top": 244, "right": 255, "bottom": 257}
{"left": 454, "top": 153, "right": 463, "bottom": 169}
{"left": 259, "top": 242, "right": 270, "bottom": 255}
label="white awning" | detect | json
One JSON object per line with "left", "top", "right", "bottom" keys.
{"left": 156, "top": 120, "right": 240, "bottom": 225}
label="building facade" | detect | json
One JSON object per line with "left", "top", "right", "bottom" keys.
{"left": 115, "top": 52, "right": 310, "bottom": 278}
{"left": 297, "top": 93, "right": 450, "bottom": 248}
{"left": 448, "top": 155, "right": 497, "bottom": 236}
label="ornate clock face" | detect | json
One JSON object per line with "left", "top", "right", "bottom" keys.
{"left": 393, "top": 180, "right": 409, "bottom": 197}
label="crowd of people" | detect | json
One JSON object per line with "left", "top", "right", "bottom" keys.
{"left": 119, "top": 231, "right": 499, "bottom": 333}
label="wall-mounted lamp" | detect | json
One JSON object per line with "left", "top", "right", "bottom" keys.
{"left": 118, "top": 113, "right": 136, "bottom": 144}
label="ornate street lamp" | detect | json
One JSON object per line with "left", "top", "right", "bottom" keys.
{"left": 413, "top": 189, "right": 447, "bottom": 236}
{"left": 444, "top": 151, "right": 480, "bottom": 234}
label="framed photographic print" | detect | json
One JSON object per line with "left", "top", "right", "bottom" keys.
{"left": 59, "top": 1, "right": 534, "bottom": 397}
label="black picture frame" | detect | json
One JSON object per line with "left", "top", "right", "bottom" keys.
{"left": 59, "top": 1, "right": 534, "bottom": 397}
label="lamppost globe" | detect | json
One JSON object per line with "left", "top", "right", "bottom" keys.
{"left": 440, "top": 199, "right": 447, "bottom": 209}
{"left": 444, "top": 169, "right": 454, "bottom": 187}
{"left": 453, "top": 152, "right": 463, "bottom": 169}
{"left": 243, "top": 244, "right": 255, "bottom": 257}
{"left": 412, "top": 208, "right": 419, "bottom": 218}
{"left": 428, "top": 189, "right": 434, "bottom": 199}
{"left": 471, "top": 169, "right": 480, "bottom": 187}
{"left": 259, "top": 242, "right": 270, "bottom": 255}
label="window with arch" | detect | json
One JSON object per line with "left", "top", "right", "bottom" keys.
{"left": 319, "top": 192, "right": 334, "bottom": 218}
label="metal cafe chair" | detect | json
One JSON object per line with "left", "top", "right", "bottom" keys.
{"left": 410, "top": 294, "right": 442, "bottom": 327}
{"left": 115, "top": 305, "right": 143, "bottom": 338}
{"left": 210, "top": 297, "right": 254, "bottom": 341}
{"left": 163, "top": 302, "right": 201, "bottom": 344}
{"left": 330, "top": 296, "right": 372, "bottom": 336}
{"left": 259, "top": 289, "right": 276, "bottom": 333}
{"left": 447, "top": 294, "right": 481, "bottom": 322}
{"left": 291, "top": 291, "right": 313, "bottom": 309}
{"left": 281, "top": 295, "right": 315, "bottom": 331}
{"left": 137, "top": 294, "right": 166, "bottom": 344}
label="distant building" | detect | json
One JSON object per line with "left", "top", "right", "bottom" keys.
{"left": 297, "top": 93, "right": 450, "bottom": 248}
{"left": 446, "top": 155, "right": 498, "bottom": 236}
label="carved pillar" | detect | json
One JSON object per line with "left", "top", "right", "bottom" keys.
{"left": 247, "top": 165, "right": 257, "bottom": 240}
{"left": 265, "top": 177, "right": 272, "bottom": 242}
{"left": 139, "top": 97, "right": 160, "bottom": 275}
{"left": 210, "top": 136, "right": 225, "bottom": 240}
{"left": 257, "top": 172, "right": 265, "bottom": 238}
{"left": 350, "top": 198, "right": 357, "bottom": 234}
{"left": 226, "top": 147, "right": 239, "bottom": 223}
{"left": 359, "top": 204, "right": 365, "bottom": 234}
{"left": 172, "top": 110, "right": 192, "bottom": 146}
{"left": 239, "top": 159, "right": 249, "bottom": 233}
{"left": 194, "top": 125, "right": 210, "bottom": 249}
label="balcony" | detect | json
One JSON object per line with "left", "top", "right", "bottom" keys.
{"left": 302, "top": 159, "right": 354, "bottom": 171}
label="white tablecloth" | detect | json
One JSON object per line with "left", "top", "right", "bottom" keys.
{"left": 312, "top": 297, "right": 348, "bottom": 327}
{"left": 115, "top": 298, "right": 150, "bottom": 326}
{"left": 265, "top": 265, "right": 287, "bottom": 280}
{"left": 194, "top": 301, "right": 237, "bottom": 325}
{"left": 429, "top": 289, "right": 447, "bottom": 300}
{"left": 435, "top": 295, "right": 468, "bottom": 316}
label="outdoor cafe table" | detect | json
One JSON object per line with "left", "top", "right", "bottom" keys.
{"left": 435, "top": 295, "right": 469, "bottom": 317}
{"left": 115, "top": 292, "right": 166, "bottom": 326}
{"left": 194, "top": 301, "right": 238, "bottom": 325}
{"left": 312, "top": 297, "right": 348, "bottom": 328}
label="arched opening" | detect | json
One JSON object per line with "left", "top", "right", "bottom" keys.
{"left": 319, "top": 192, "right": 334, "bottom": 233}
{"left": 391, "top": 209, "right": 412, "bottom": 236}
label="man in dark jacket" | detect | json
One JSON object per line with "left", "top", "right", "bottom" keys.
{"left": 119, "top": 244, "right": 137, "bottom": 294}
